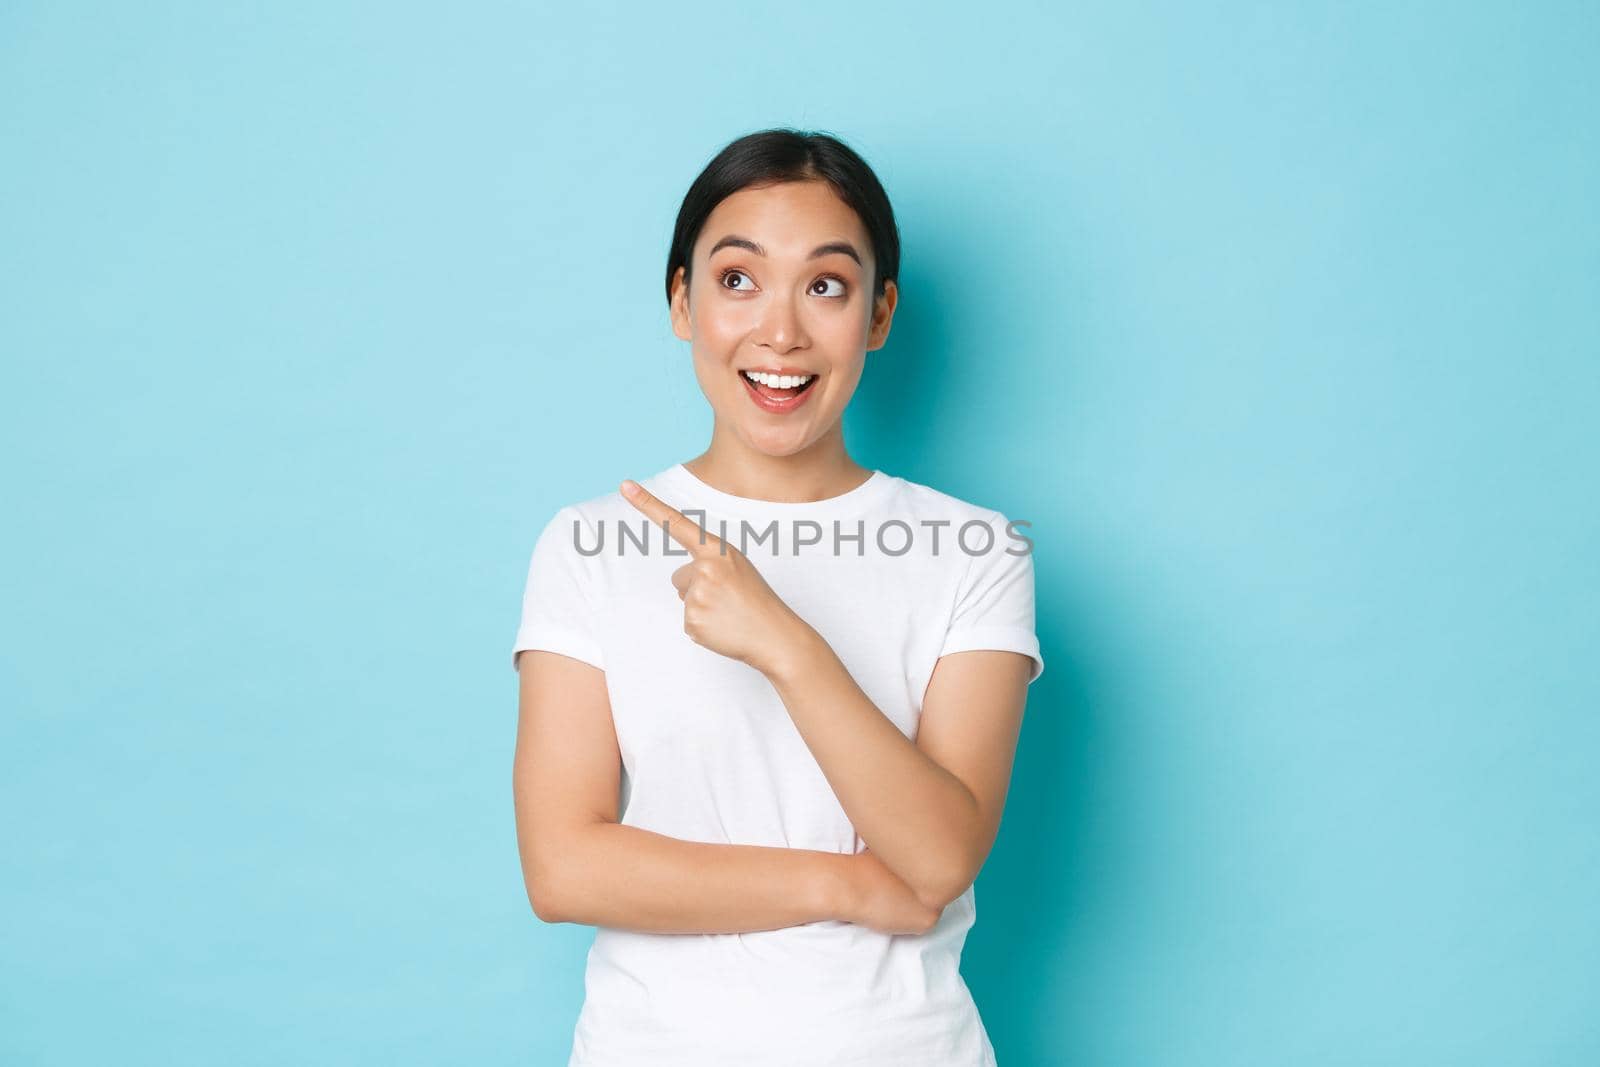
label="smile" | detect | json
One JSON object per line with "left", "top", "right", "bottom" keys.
{"left": 739, "top": 369, "right": 819, "bottom": 413}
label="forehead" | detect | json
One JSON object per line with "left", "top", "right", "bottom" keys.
{"left": 695, "top": 181, "right": 871, "bottom": 262}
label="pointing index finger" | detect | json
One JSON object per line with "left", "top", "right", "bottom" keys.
{"left": 620, "top": 479, "right": 723, "bottom": 556}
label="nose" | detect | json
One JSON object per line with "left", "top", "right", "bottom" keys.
{"left": 753, "top": 291, "right": 807, "bottom": 353}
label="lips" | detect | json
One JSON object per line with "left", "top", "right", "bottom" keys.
{"left": 739, "top": 369, "right": 818, "bottom": 413}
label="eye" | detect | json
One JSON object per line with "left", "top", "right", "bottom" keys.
{"left": 811, "top": 276, "right": 848, "bottom": 298}
{"left": 719, "top": 269, "right": 756, "bottom": 292}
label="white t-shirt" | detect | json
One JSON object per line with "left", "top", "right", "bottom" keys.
{"left": 511, "top": 461, "right": 1043, "bottom": 1067}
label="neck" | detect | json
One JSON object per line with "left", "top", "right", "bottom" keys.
{"left": 684, "top": 424, "right": 872, "bottom": 504}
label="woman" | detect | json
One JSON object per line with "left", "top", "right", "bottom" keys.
{"left": 511, "top": 128, "right": 1044, "bottom": 1066}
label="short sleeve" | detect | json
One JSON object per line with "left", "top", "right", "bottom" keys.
{"left": 511, "top": 505, "right": 605, "bottom": 672}
{"left": 937, "top": 511, "right": 1044, "bottom": 684}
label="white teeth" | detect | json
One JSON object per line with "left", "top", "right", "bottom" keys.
{"left": 743, "top": 370, "right": 814, "bottom": 388}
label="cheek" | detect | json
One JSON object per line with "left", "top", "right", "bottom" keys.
{"left": 689, "top": 293, "right": 867, "bottom": 371}
{"left": 700, "top": 313, "right": 749, "bottom": 349}
{"left": 826, "top": 308, "right": 871, "bottom": 345}
{"left": 689, "top": 291, "right": 755, "bottom": 342}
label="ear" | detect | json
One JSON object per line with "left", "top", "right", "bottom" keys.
{"left": 865, "top": 278, "right": 898, "bottom": 351}
{"left": 669, "top": 266, "right": 692, "bottom": 342}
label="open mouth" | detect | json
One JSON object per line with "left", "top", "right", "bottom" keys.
{"left": 739, "top": 369, "right": 819, "bottom": 405}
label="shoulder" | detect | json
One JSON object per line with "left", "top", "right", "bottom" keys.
{"left": 530, "top": 467, "right": 683, "bottom": 562}
{"left": 882, "top": 475, "right": 1037, "bottom": 570}
{"left": 541, "top": 467, "right": 677, "bottom": 529}
{"left": 557, "top": 484, "right": 667, "bottom": 534}
{"left": 884, "top": 473, "right": 1016, "bottom": 528}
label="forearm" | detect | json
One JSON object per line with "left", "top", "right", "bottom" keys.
{"left": 539, "top": 820, "right": 852, "bottom": 933}
{"left": 764, "top": 625, "right": 982, "bottom": 908}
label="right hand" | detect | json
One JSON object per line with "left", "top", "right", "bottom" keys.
{"left": 840, "top": 849, "right": 942, "bottom": 935}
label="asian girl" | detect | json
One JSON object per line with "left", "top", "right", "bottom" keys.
{"left": 512, "top": 128, "right": 1043, "bottom": 1066}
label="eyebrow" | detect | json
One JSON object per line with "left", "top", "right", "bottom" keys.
{"left": 707, "top": 234, "right": 862, "bottom": 266}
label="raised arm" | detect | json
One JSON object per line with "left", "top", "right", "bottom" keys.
{"left": 512, "top": 648, "right": 938, "bottom": 935}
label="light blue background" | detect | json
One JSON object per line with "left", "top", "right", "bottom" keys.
{"left": 3, "top": 2, "right": 1595, "bottom": 1064}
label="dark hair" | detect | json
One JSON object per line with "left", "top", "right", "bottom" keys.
{"left": 665, "top": 128, "right": 900, "bottom": 307}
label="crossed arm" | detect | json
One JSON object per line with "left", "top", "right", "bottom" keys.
{"left": 764, "top": 623, "right": 1032, "bottom": 910}
{"left": 512, "top": 635, "right": 1032, "bottom": 933}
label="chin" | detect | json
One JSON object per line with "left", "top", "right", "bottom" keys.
{"left": 742, "top": 434, "right": 813, "bottom": 458}
{"left": 733, "top": 424, "right": 819, "bottom": 458}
